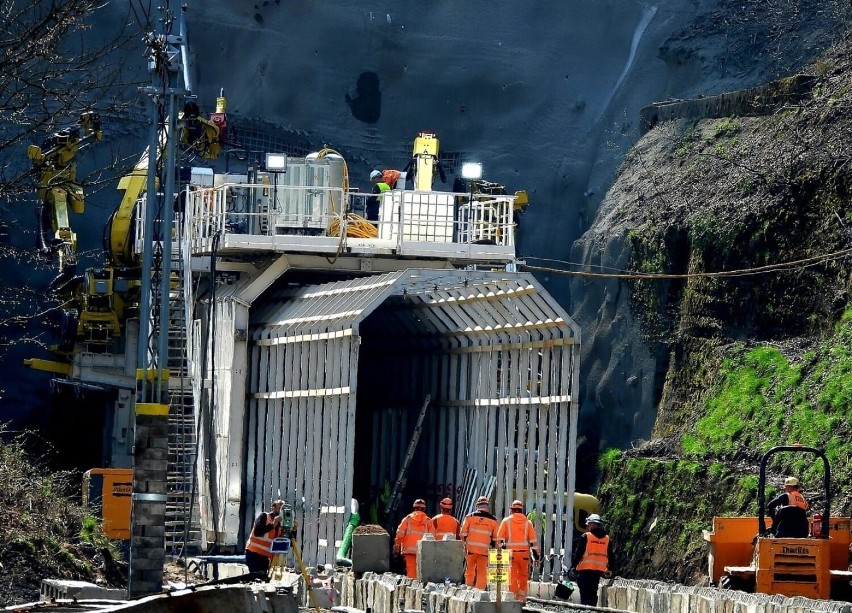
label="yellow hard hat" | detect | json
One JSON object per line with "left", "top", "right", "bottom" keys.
{"left": 784, "top": 477, "right": 800, "bottom": 487}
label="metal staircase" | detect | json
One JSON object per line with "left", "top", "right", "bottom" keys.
{"left": 165, "top": 217, "right": 202, "bottom": 554}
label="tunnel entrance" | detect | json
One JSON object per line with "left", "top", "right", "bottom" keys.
{"left": 243, "top": 269, "right": 579, "bottom": 566}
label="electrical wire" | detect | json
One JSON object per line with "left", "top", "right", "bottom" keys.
{"left": 522, "top": 246, "right": 852, "bottom": 280}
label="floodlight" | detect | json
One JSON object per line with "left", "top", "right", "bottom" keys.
{"left": 266, "top": 153, "right": 287, "bottom": 172}
{"left": 461, "top": 162, "right": 482, "bottom": 180}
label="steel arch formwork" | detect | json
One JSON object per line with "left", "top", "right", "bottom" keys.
{"left": 230, "top": 269, "right": 579, "bottom": 566}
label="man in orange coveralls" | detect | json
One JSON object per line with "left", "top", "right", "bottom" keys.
{"left": 497, "top": 499, "right": 540, "bottom": 601}
{"left": 393, "top": 498, "right": 435, "bottom": 578}
{"left": 460, "top": 495, "right": 498, "bottom": 588}
{"left": 433, "top": 497, "right": 460, "bottom": 541}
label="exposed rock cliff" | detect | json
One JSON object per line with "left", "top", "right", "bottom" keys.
{"left": 580, "top": 32, "right": 852, "bottom": 582}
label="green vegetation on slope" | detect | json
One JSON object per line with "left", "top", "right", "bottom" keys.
{"left": 682, "top": 308, "right": 852, "bottom": 486}
{"left": 598, "top": 311, "right": 852, "bottom": 583}
{"left": 0, "top": 430, "right": 125, "bottom": 605}
{"left": 594, "top": 32, "right": 852, "bottom": 584}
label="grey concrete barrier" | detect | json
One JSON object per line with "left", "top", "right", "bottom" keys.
{"left": 601, "top": 578, "right": 852, "bottom": 613}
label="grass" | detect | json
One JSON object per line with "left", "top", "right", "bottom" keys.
{"left": 0, "top": 427, "right": 123, "bottom": 604}
{"left": 679, "top": 308, "right": 852, "bottom": 488}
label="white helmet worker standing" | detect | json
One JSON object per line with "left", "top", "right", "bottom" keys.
{"left": 571, "top": 512, "right": 614, "bottom": 607}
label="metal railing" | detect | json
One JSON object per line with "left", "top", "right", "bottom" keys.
{"left": 135, "top": 182, "right": 517, "bottom": 258}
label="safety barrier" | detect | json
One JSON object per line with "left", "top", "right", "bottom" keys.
{"left": 178, "top": 183, "right": 516, "bottom": 256}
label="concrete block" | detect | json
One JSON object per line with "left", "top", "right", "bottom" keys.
{"left": 135, "top": 458, "right": 167, "bottom": 472}
{"left": 127, "top": 579, "right": 161, "bottom": 596}
{"left": 526, "top": 581, "right": 557, "bottom": 600}
{"left": 417, "top": 539, "right": 464, "bottom": 584}
{"left": 128, "top": 557, "right": 165, "bottom": 570}
{"left": 472, "top": 597, "right": 522, "bottom": 613}
{"left": 311, "top": 586, "right": 339, "bottom": 608}
{"left": 40, "top": 579, "right": 126, "bottom": 602}
{"left": 352, "top": 532, "right": 390, "bottom": 574}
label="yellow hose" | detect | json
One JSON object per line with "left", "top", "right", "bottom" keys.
{"left": 327, "top": 213, "right": 378, "bottom": 238}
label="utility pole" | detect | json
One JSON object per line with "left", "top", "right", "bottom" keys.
{"left": 128, "top": 4, "right": 193, "bottom": 597}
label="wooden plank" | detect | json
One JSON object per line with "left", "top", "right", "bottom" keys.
{"left": 284, "top": 338, "right": 300, "bottom": 513}
{"left": 332, "top": 336, "right": 348, "bottom": 554}
{"left": 452, "top": 351, "right": 467, "bottom": 503}
{"left": 243, "top": 339, "right": 261, "bottom": 535}
{"left": 307, "top": 335, "right": 324, "bottom": 564}
{"left": 509, "top": 345, "right": 526, "bottom": 504}
{"left": 317, "top": 341, "right": 334, "bottom": 562}
{"left": 543, "top": 346, "right": 559, "bottom": 556}
{"left": 255, "top": 334, "right": 271, "bottom": 512}
{"left": 343, "top": 333, "right": 359, "bottom": 555}
{"left": 554, "top": 346, "right": 571, "bottom": 557}
{"left": 268, "top": 344, "right": 281, "bottom": 501}
{"left": 524, "top": 347, "right": 538, "bottom": 511}
{"left": 494, "top": 347, "right": 509, "bottom": 516}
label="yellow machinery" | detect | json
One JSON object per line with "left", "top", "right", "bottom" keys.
{"left": 82, "top": 468, "right": 133, "bottom": 540}
{"left": 77, "top": 268, "right": 122, "bottom": 343}
{"left": 25, "top": 96, "right": 226, "bottom": 368}
{"left": 704, "top": 445, "right": 852, "bottom": 600}
{"left": 28, "top": 112, "right": 103, "bottom": 283}
{"left": 514, "top": 489, "right": 601, "bottom": 535}
{"left": 412, "top": 131, "right": 441, "bottom": 190}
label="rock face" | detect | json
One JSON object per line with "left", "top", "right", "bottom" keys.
{"left": 105, "top": 2, "right": 848, "bottom": 461}
{"left": 4, "top": 2, "right": 851, "bottom": 462}
{"left": 586, "top": 34, "right": 852, "bottom": 582}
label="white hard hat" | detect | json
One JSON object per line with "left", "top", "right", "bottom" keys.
{"left": 586, "top": 513, "right": 602, "bottom": 525}
{"left": 784, "top": 477, "right": 799, "bottom": 487}
{"left": 370, "top": 170, "right": 382, "bottom": 180}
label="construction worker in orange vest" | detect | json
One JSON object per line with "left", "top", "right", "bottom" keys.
{"left": 393, "top": 498, "right": 435, "bottom": 578}
{"left": 371, "top": 168, "right": 402, "bottom": 189}
{"left": 570, "top": 513, "right": 614, "bottom": 606}
{"left": 497, "top": 499, "right": 540, "bottom": 601}
{"left": 460, "top": 495, "right": 498, "bottom": 589}
{"left": 244, "top": 499, "right": 284, "bottom": 578}
{"left": 433, "top": 497, "right": 460, "bottom": 541}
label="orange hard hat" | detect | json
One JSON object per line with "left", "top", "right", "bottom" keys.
{"left": 413, "top": 498, "right": 426, "bottom": 509}
{"left": 511, "top": 499, "right": 524, "bottom": 510}
{"left": 476, "top": 496, "right": 489, "bottom": 508}
{"left": 440, "top": 497, "right": 453, "bottom": 509}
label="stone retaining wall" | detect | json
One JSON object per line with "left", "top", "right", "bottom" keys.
{"left": 640, "top": 75, "right": 816, "bottom": 133}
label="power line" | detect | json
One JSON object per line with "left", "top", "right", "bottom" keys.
{"left": 521, "top": 247, "right": 852, "bottom": 280}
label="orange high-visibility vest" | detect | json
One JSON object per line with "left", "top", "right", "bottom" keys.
{"left": 461, "top": 514, "right": 498, "bottom": 554}
{"left": 395, "top": 511, "right": 434, "bottom": 554}
{"left": 382, "top": 169, "right": 401, "bottom": 189}
{"left": 577, "top": 533, "right": 610, "bottom": 572}
{"left": 245, "top": 513, "right": 279, "bottom": 559}
{"left": 433, "top": 513, "right": 460, "bottom": 540}
{"left": 497, "top": 514, "right": 539, "bottom": 555}
{"left": 789, "top": 491, "right": 809, "bottom": 510}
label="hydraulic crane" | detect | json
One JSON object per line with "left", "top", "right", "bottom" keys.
{"left": 28, "top": 112, "right": 103, "bottom": 289}
{"left": 25, "top": 94, "right": 228, "bottom": 363}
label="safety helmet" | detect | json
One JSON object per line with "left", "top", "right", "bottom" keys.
{"left": 476, "top": 496, "right": 490, "bottom": 508}
{"left": 413, "top": 498, "right": 427, "bottom": 509}
{"left": 784, "top": 477, "right": 800, "bottom": 487}
{"left": 370, "top": 170, "right": 382, "bottom": 181}
{"left": 586, "top": 513, "right": 602, "bottom": 526}
{"left": 510, "top": 499, "right": 524, "bottom": 511}
{"left": 440, "top": 497, "right": 453, "bottom": 509}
